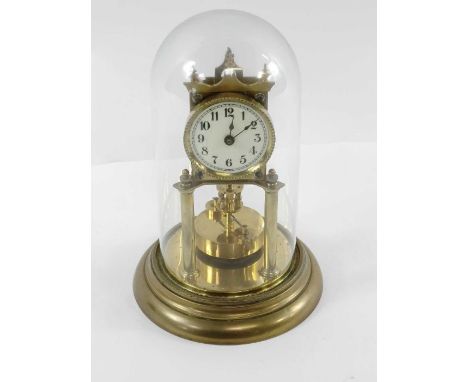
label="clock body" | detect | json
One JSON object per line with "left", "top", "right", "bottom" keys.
{"left": 184, "top": 94, "right": 275, "bottom": 179}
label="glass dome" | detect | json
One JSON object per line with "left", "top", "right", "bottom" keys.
{"left": 152, "top": 10, "right": 301, "bottom": 293}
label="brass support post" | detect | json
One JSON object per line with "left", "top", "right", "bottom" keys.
{"left": 261, "top": 169, "right": 280, "bottom": 279}
{"left": 178, "top": 169, "right": 198, "bottom": 280}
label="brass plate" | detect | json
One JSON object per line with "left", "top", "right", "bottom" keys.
{"left": 133, "top": 238, "right": 323, "bottom": 345}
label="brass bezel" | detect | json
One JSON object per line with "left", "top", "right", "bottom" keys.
{"left": 183, "top": 93, "right": 275, "bottom": 181}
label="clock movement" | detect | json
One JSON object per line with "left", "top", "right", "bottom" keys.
{"left": 133, "top": 10, "right": 323, "bottom": 344}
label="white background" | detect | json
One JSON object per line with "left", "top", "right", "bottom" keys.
{"left": 92, "top": 1, "right": 376, "bottom": 381}
{"left": 2, "top": 1, "right": 468, "bottom": 382}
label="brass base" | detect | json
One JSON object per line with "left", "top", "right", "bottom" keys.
{"left": 133, "top": 238, "right": 322, "bottom": 345}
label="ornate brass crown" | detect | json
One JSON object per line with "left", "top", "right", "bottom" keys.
{"left": 184, "top": 48, "right": 275, "bottom": 109}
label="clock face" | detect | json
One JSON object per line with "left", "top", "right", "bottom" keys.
{"left": 187, "top": 100, "right": 272, "bottom": 174}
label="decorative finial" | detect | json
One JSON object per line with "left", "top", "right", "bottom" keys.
{"left": 259, "top": 63, "right": 270, "bottom": 80}
{"left": 215, "top": 47, "right": 243, "bottom": 80}
{"left": 180, "top": 169, "right": 191, "bottom": 186}
{"left": 223, "top": 47, "right": 238, "bottom": 68}
{"left": 190, "top": 67, "right": 200, "bottom": 82}
{"left": 266, "top": 169, "right": 278, "bottom": 185}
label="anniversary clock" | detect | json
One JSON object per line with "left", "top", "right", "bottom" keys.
{"left": 133, "top": 10, "right": 323, "bottom": 344}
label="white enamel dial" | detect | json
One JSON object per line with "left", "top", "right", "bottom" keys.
{"left": 189, "top": 101, "right": 271, "bottom": 173}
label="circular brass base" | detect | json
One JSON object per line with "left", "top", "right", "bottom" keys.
{"left": 133, "top": 239, "right": 322, "bottom": 345}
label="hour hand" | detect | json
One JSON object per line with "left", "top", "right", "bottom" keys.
{"left": 224, "top": 116, "right": 236, "bottom": 146}
{"left": 228, "top": 116, "right": 234, "bottom": 136}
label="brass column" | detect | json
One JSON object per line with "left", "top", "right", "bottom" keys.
{"left": 261, "top": 169, "right": 280, "bottom": 279}
{"left": 177, "top": 169, "right": 198, "bottom": 279}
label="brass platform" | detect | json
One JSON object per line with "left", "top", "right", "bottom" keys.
{"left": 162, "top": 223, "right": 293, "bottom": 293}
{"left": 133, "top": 238, "right": 322, "bottom": 345}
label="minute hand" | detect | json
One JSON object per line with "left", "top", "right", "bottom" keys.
{"left": 233, "top": 121, "right": 255, "bottom": 138}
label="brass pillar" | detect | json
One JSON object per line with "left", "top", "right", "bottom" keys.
{"left": 178, "top": 169, "right": 198, "bottom": 279}
{"left": 261, "top": 169, "right": 280, "bottom": 279}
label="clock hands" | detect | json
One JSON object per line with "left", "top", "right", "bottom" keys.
{"left": 228, "top": 116, "right": 235, "bottom": 136}
{"left": 233, "top": 120, "right": 257, "bottom": 138}
{"left": 224, "top": 118, "right": 258, "bottom": 146}
{"left": 232, "top": 124, "right": 251, "bottom": 138}
{"left": 224, "top": 115, "right": 236, "bottom": 146}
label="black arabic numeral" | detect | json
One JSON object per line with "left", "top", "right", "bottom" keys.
{"left": 202, "top": 147, "right": 208, "bottom": 155}
{"left": 224, "top": 107, "right": 234, "bottom": 118}
{"left": 225, "top": 158, "right": 232, "bottom": 167}
{"left": 240, "top": 155, "right": 246, "bottom": 164}
{"left": 211, "top": 111, "right": 218, "bottom": 121}
{"left": 212, "top": 155, "right": 218, "bottom": 164}
{"left": 200, "top": 121, "right": 210, "bottom": 130}
{"left": 254, "top": 133, "right": 261, "bottom": 142}
{"left": 198, "top": 134, "right": 205, "bottom": 143}
{"left": 250, "top": 146, "right": 257, "bottom": 155}
{"left": 242, "top": 111, "right": 245, "bottom": 120}
{"left": 251, "top": 120, "right": 257, "bottom": 129}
